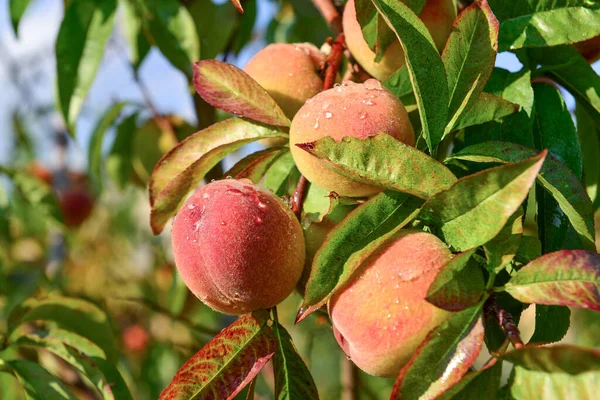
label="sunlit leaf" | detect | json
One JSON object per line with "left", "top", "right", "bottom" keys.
{"left": 489, "top": 0, "right": 600, "bottom": 51}
{"left": 88, "top": 102, "right": 127, "bottom": 194}
{"left": 504, "top": 250, "right": 600, "bottom": 310}
{"left": 426, "top": 248, "right": 485, "bottom": 311}
{"left": 442, "top": 0, "right": 499, "bottom": 134}
{"left": 484, "top": 207, "right": 523, "bottom": 271}
{"left": 502, "top": 345, "right": 600, "bottom": 374}
{"left": 453, "top": 92, "right": 520, "bottom": 131}
{"left": 448, "top": 141, "right": 596, "bottom": 251}
{"left": 224, "top": 147, "right": 289, "bottom": 183}
{"left": 299, "top": 191, "right": 422, "bottom": 321}
{"left": 56, "top": 0, "right": 117, "bottom": 134}
{"left": 298, "top": 135, "right": 457, "bottom": 199}
{"left": 371, "top": 0, "right": 449, "bottom": 153}
{"left": 421, "top": 151, "right": 546, "bottom": 251}
{"left": 272, "top": 317, "right": 319, "bottom": 400}
{"left": 8, "top": 296, "right": 119, "bottom": 362}
{"left": 193, "top": 60, "right": 290, "bottom": 127}
{"left": 6, "top": 359, "right": 77, "bottom": 400}
{"left": 159, "top": 311, "right": 276, "bottom": 400}
{"left": 392, "top": 307, "right": 485, "bottom": 399}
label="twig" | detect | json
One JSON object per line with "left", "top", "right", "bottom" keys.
{"left": 341, "top": 354, "right": 359, "bottom": 400}
{"left": 485, "top": 295, "right": 524, "bottom": 350}
{"left": 312, "top": 0, "right": 343, "bottom": 35}
{"left": 291, "top": 33, "right": 346, "bottom": 218}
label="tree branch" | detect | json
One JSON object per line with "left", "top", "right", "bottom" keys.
{"left": 312, "top": 0, "right": 343, "bottom": 35}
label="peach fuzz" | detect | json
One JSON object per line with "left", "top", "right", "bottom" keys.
{"left": 329, "top": 230, "right": 452, "bottom": 377}
{"left": 343, "top": 0, "right": 456, "bottom": 81}
{"left": 289, "top": 79, "right": 415, "bottom": 197}
{"left": 244, "top": 43, "right": 324, "bottom": 120}
{"left": 171, "top": 179, "right": 305, "bottom": 315}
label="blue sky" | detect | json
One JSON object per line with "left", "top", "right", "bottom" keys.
{"left": 0, "top": 0, "right": 597, "bottom": 173}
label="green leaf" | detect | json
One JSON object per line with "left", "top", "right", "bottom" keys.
{"left": 188, "top": 0, "right": 237, "bottom": 60}
{"left": 299, "top": 191, "right": 423, "bottom": 321}
{"left": 529, "top": 305, "right": 571, "bottom": 345}
{"left": 502, "top": 345, "right": 600, "bottom": 374}
{"left": 448, "top": 141, "right": 596, "bottom": 251}
{"left": 193, "top": 60, "right": 290, "bottom": 127}
{"left": 489, "top": 0, "right": 600, "bottom": 51}
{"left": 272, "top": 317, "right": 319, "bottom": 400}
{"left": 6, "top": 359, "right": 77, "bottom": 400}
{"left": 224, "top": 147, "right": 289, "bottom": 183}
{"left": 453, "top": 92, "right": 520, "bottom": 131}
{"left": 426, "top": 248, "right": 485, "bottom": 311}
{"left": 442, "top": 0, "right": 499, "bottom": 134}
{"left": 383, "top": 67, "right": 414, "bottom": 101}
{"left": 10, "top": 328, "right": 117, "bottom": 399}
{"left": 437, "top": 362, "right": 502, "bottom": 400}
{"left": 144, "top": 1, "right": 200, "bottom": 79}
{"left": 463, "top": 68, "right": 534, "bottom": 148}
{"left": 354, "top": 0, "right": 397, "bottom": 62}
{"left": 9, "top": 0, "right": 31, "bottom": 36}
{"left": 106, "top": 112, "right": 138, "bottom": 190}
{"left": 511, "top": 367, "right": 600, "bottom": 400}
{"left": 532, "top": 82, "right": 582, "bottom": 179}
{"left": 230, "top": 0, "right": 256, "bottom": 54}
{"left": 89, "top": 357, "right": 134, "bottom": 400}
{"left": 159, "top": 311, "right": 277, "bottom": 400}
{"left": 11, "top": 172, "right": 63, "bottom": 227}
{"left": 120, "top": 0, "right": 150, "bottom": 71}
{"left": 298, "top": 135, "right": 457, "bottom": 199}
{"left": 421, "top": 151, "right": 546, "bottom": 251}
{"left": 526, "top": 45, "right": 600, "bottom": 122}
{"left": 392, "top": 306, "right": 485, "bottom": 399}
{"left": 504, "top": 249, "right": 600, "bottom": 311}
{"left": 149, "top": 118, "right": 286, "bottom": 234}
{"left": 484, "top": 207, "right": 523, "bottom": 271}
{"left": 371, "top": 0, "right": 449, "bottom": 153}
{"left": 576, "top": 101, "right": 600, "bottom": 208}
{"left": 87, "top": 102, "right": 127, "bottom": 194}
{"left": 56, "top": 0, "right": 117, "bottom": 134}
{"left": 8, "top": 296, "right": 119, "bottom": 362}
{"left": 262, "top": 152, "right": 296, "bottom": 194}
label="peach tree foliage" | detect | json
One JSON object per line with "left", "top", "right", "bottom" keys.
{"left": 0, "top": 0, "right": 600, "bottom": 399}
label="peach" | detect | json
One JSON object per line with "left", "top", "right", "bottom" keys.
{"left": 329, "top": 230, "right": 452, "bottom": 377}
{"left": 244, "top": 43, "right": 324, "bottom": 120}
{"left": 289, "top": 80, "right": 415, "bottom": 197}
{"left": 171, "top": 179, "right": 305, "bottom": 314}
{"left": 343, "top": 0, "right": 456, "bottom": 80}
{"left": 59, "top": 188, "right": 94, "bottom": 228}
{"left": 574, "top": 35, "right": 600, "bottom": 64}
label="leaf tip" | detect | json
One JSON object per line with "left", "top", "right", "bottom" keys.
{"left": 296, "top": 142, "right": 316, "bottom": 153}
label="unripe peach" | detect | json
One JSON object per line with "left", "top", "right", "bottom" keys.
{"left": 290, "top": 80, "right": 415, "bottom": 197}
{"left": 244, "top": 43, "right": 324, "bottom": 119}
{"left": 329, "top": 230, "right": 452, "bottom": 377}
{"left": 343, "top": 0, "right": 456, "bottom": 80}
{"left": 574, "top": 35, "right": 600, "bottom": 64}
{"left": 171, "top": 179, "right": 305, "bottom": 315}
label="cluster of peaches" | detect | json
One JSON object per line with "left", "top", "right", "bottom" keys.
{"left": 170, "top": 0, "right": 599, "bottom": 378}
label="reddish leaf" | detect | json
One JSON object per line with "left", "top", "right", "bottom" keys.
{"left": 501, "top": 345, "right": 600, "bottom": 375}
{"left": 230, "top": 0, "right": 244, "bottom": 14}
{"left": 504, "top": 250, "right": 600, "bottom": 311}
{"left": 391, "top": 306, "right": 485, "bottom": 399}
{"left": 193, "top": 60, "right": 290, "bottom": 127}
{"left": 159, "top": 311, "right": 277, "bottom": 400}
{"left": 149, "top": 118, "right": 286, "bottom": 234}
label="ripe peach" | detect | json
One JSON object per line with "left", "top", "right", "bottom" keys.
{"left": 289, "top": 80, "right": 415, "bottom": 197}
{"left": 122, "top": 324, "right": 150, "bottom": 353}
{"left": 343, "top": 0, "right": 456, "bottom": 80}
{"left": 171, "top": 179, "right": 305, "bottom": 314}
{"left": 59, "top": 188, "right": 94, "bottom": 228}
{"left": 574, "top": 35, "right": 600, "bottom": 64}
{"left": 244, "top": 43, "right": 324, "bottom": 120}
{"left": 329, "top": 230, "right": 452, "bottom": 377}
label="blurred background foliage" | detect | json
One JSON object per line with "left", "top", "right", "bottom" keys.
{"left": 0, "top": 0, "right": 599, "bottom": 399}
